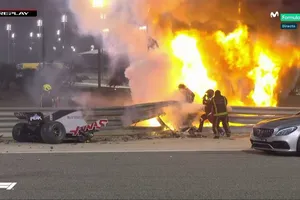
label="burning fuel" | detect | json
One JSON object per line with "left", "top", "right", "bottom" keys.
{"left": 138, "top": 24, "right": 300, "bottom": 127}
{"left": 248, "top": 52, "right": 280, "bottom": 106}
{"left": 167, "top": 24, "right": 300, "bottom": 107}
{"left": 171, "top": 34, "right": 217, "bottom": 102}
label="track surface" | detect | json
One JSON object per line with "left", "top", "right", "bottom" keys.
{"left": 0, "top": 151, "right": 300, "bottom": 199}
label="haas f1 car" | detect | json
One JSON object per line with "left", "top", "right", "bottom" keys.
{"left": 12, "top": 110, "right": 108, "bottom": 144}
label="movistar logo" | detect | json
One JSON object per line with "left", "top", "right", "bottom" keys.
{"left": 270, "top": 11, "right": 279, "bottom": 18}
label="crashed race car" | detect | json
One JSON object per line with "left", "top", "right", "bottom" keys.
{"left": 12, "top": 110, "right": 108, "bottom": 144}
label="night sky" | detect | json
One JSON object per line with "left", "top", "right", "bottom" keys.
{"left": 0, "top": 0, "right": 94, "bottom": 64}
{"left": 1, "top": 0, "right": 300, "bottom": 65}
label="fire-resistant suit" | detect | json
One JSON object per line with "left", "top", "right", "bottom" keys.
{"left": 178, "top": 84, "right": 196, "bottom": 129}
{"left": 209, "top": 90, "right": 231, "bottom": 138}
{"left": 198, "top": 90, "right": 224, "bottom": 133}
{"left": 178, "top": 84, "right": 195, "bottom": 103}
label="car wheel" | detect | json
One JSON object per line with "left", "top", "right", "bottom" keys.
{"left": 12, "top": 122, "right": 29, "bottom": 142}
{"left": 41, "top": 121, "right": 66, "bottom": 144}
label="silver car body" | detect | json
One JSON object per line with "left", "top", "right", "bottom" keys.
{"left": 250, "top": 114, "right": 300, "bottom": 152}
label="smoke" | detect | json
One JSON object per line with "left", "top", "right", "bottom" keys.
{"left": 124, "top": 50, "right": 177, "bottom": 103}
{"left": 67, "top": 0, "right": 300, "bottom": 106}
{"left": 71, "top": 90, "right": 132, "bottom": 107}
{"left": 23, "top": 63, "right": 70, "bottom": 106}
{"left": 68, "top": 0, "right": 150, "bottom": 56}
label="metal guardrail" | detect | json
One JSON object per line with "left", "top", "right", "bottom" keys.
{"left": 229, "top": 106, "right": 300, "bottom": 125}
{"left": 73, "top": 82, "right": 130, "bottom": 89}
{"left": 230, "top": 106, "right": 300, "bottom": 115}
{"left": 0, "top": 102, "right": 299, "bottom": 137}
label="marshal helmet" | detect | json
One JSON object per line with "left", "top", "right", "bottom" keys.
{"left": 43, "top": 84, "right": 52, "bottom": 92}
{"left": 206, "top": 89, "right": 214, "bottom": 98}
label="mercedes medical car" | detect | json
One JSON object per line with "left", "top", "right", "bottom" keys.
{"left": 250, "top": 112, "right": 300, "bottom": 152}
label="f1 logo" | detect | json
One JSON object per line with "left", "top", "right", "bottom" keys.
{"left": 270, "top": 11, "right": 279, "bottom": 18}
{"left": 0, "top": 182, "right": 17, "bottom": 190}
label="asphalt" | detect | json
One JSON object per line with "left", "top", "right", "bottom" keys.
{"left": 0, "top": 151, "right": 300, "bottom": 199}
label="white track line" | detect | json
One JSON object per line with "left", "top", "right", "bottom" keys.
{"left": 0, "top": 148, "right": 252, "bottom": 154}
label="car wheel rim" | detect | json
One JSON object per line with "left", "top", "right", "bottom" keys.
{"left": 53, "top": 126, "right": 61, "bottom": 137}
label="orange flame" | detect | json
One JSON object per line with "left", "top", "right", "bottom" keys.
{"left": 143, "top": 24, "right": 300, "bottom": 128}
{"left": 215, "top": 24, "right": 251, "bottom": 70}
{"left": 171, "top": 34, "right": 217, "bottom": 100}
{"left": 134, "top": 118, "right": 161, "bottom": 127}
{"left": 214, "top": 24, "right": 285, "bottom": 106}
{"left": 247, "top": 51, "right": 280, "bottom": 106}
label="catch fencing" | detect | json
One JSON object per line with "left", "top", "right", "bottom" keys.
{"left": 0, "top": 101, "right": 299, "bottom": 137}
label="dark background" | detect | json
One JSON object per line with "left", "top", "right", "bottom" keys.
{"left": 0, "top": 0, "right": 95, "bottom": 64}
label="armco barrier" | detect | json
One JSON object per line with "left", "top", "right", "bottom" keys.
{"left": 230, "top": 106, "right": 300, "bottom": 115}
{"left": 0, "top": 102, "right": 299, "bottom": 137}
{"left": 229, "top": 106, "right": 300, "bottom": 125}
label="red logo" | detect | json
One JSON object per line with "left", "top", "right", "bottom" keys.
{"left": 70, "top": 119, "right": 108, "bottom": 136}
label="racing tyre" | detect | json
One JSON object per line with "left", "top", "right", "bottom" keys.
{"left": 41, "top": 121, "right": 66, "bottom": 144}
{"left": 12, "top": 123, "right": 29, "bottom": 142}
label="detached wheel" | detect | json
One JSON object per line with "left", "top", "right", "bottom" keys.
{"left": 41, "top": 121, "right": 66, "bottom": 144}
{"left": 12, "top": 123, "right": 28, "bottom": 142}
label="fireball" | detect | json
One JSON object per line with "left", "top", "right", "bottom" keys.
{"left": 140, "top": 23, "right": 300, "bottom": 127}
{"left": 214, "top": 24, "right": 282, "bottom": 106}
{"left": 214, "top": 24, "right": 251, "bottom": 70}
{"left": 247, "top": 51, "right": 280, "bottom": 106}
{"left": 171, "top": 34, "right": 217, "bottom": 102}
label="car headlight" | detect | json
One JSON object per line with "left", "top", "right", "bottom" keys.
{"left": 275, "top": 127, "right": 297, "bottom": 136}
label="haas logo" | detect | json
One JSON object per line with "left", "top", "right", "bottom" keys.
{"left": 70, "top": 119, "right": 108, "bottom": 136}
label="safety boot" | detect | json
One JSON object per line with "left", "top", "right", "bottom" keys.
{"left": 213, "top": 135, "right": 220, "bottom": 139}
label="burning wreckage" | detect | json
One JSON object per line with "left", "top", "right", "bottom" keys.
{"left": 11, "top": 99, "right": 207, "bottom": 144}
{"left": 124, "top": 25, "right": 300, "bottom": 136}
